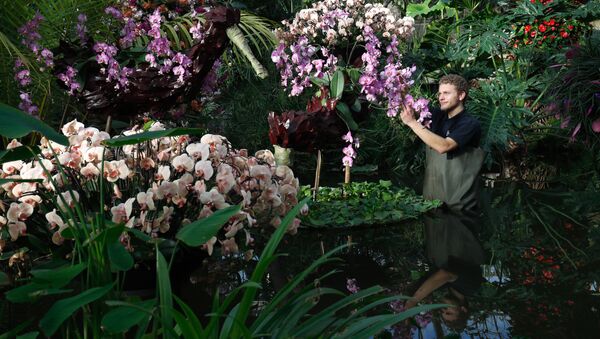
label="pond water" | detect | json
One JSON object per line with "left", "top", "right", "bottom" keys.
{"left": 188, "top": 178, "right": 600, "bottom": 339}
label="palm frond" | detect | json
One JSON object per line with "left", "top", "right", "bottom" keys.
{"left": 468, "top": 77, "right": 534, "bottom": 164}
{"left": 222, "top": 10, "right": 277, "bottom": 79}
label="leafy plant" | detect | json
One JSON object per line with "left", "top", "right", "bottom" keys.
{"left": 298, "top": 180, "right": 442, "bottom": 227}
{"left": 100, "top": 196, "right": 444, "bottom": 338}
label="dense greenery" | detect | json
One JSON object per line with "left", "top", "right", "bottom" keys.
{"left": 1, "top": 0, "right": 600, "bottom": 337}
{"left": 299, "top": 180, "right": 442, "bottom": 227}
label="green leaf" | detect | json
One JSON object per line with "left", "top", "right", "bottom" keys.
{"left": 174, "top": 295, "right": 204, "bottom": 337}
{"left": 39, "top": 283, "right": 114, "bottom": 337}
{"left": 31, "top": 263, "right": 86, "bottom": 288}
{"left": 310, "top": 76, "right": 329, "bottom": 86}
{"left": 0, "top": 146, "right": 40, "bottom": 164}
{"left": 6, "top": 284, "right": 71, "bottom": 303}
{"left": 176, "top": 205, "right": 241, "bottom": 246}
{"left": 16, "top": 332, "right": 38, "bottom": 339}
{"left": 0, "top": 103, "right": 69, "bottom": 146}
{"left": 0, "top": 178, "right": 43, "bottom": 184}
{"left": 171, "top": 307, "right": 200, "bottom": 339}
{"left": 128, "top": 228, "right": 152, "bottom": 243}
{"left": 0, "top": 319, "right": 34, "bottom": 339}
{"left": 229, "top": 198, "right": 309, "bottom": 338}
{"left": 350, "top": 98, "right": 361, "bottom": 112}
{"left": 156, "top": 248, "right": 173, "bottom": 331}
{"left": 107, "top": 239, "right": 134, "bottom": 272}
{"left": 102, "top": 300, "right": 155, "bottom": 333}
{"left": 330, "top": 70, "right": 345, "bottom": 99}
{"left": 347, "top": 68, "right": 361, "bottom": 84}
{"left": 176, "top": 22, "right": 194, "bottom": 49}
{"left": 163, "top": 25, "right": 181, "bottom": 51}
{"left": 336, "top": 102, "right": 358, "bottom": 130}
{"left": 104, "top": 224, "right": 133, "bottom": 271}
{"left": 103, "top": 128, "right": 205, "bottom": 147}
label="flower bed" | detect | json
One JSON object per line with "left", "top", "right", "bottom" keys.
{"left": 0, "top": 120, "right": 302, "bottom": 258}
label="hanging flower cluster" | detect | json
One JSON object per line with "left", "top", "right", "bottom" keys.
{"left": 0, "top": 121, "right": 304, "bottom": 257}
{"left": 271, "top": 0, "right": 431, "bottom": 166}
{"left": 14, "top": 12, "right": 55, "bottom": 116}
{"left": 13, "top": 59, "right": 37, "bottom": 115}
{"left": 272, "top": 0, "right": 418, "bottom": 105}
{"left": 341, "top": 131, "right": 360, "bottom": 167}
{"left": 18, "top": 12, "right": 54, "bottom": 69}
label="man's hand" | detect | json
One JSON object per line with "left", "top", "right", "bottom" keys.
{"left": 400, "top": 104, "right": 417, "bottom": 126}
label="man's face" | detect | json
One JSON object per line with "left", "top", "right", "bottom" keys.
{"left": 437, "top": 83, "right": 465, "bottom": 112}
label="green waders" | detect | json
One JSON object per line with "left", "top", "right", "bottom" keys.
{"left": 422, "top": 146, "right": 485, "bottom": 212}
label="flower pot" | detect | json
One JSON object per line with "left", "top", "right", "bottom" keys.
{"left": 273, "top": 144, "right": 292, "bottom": 167}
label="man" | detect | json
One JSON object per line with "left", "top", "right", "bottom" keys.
{"left": 403, "top": 209, "right": 486, "bottom": 332}
{"left": 400, "top": 74, "right": 484, "bottom": 212}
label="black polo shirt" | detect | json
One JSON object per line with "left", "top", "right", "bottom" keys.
{"left": 429, "top": 108, "right": 481, "bottom": 159}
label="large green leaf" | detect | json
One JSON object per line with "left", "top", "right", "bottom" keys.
{"left": 330, "top": 70, "right": 345, "bottom": 100}
{"left": 39, "top": 283, "right": 114, "bottom": 337}
{"left": 103, "top": 128, "right": 205, "bottom": 147}
{"left": 176, "top": 204, "right": 241, "bottom": 247}
{"left": 104, "top": 225, "right": 133, "bottom": 271}
{"left": 0, "top": 103, "right": 69, "bottom": 145}
{"left": 102, "top": 300, "right": 155, "bottom": 333}
{"left": 0, "top": 146, "right": 40, "bottom": 164}
{"left": 16, "top": 332, "right": 38, "bottom": 339}
{"left": 107, "top": 239, "right": 134, "bottom": 272}
{"left": 31, "top": 263, "right": 86, "bottom": 288}
{"left": 5, "top": 283, "right": 72, "bottom": 303}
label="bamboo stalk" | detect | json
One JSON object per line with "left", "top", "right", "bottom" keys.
{"left": 105, "top": 115, "right": 112, "bottom": 134}
{"left": 344, "top": 164, "right": 350, "bottom": 184}
{"left": 313, "top": 150, "right": 322, "bottom": 201}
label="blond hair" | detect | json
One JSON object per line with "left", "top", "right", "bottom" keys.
{"left": 440, "top": 74, "right": 469, "bottom": 99}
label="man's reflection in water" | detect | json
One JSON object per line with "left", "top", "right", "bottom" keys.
{"left": 405, "top": 209, "right": 486, "bottom": 333}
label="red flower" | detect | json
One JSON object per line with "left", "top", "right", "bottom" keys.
{"left": 568, "top": 25, "right": 574, "bottom": 31}
{"left": 539, "top": 24, "right": 547, "bottom": 32}
{"left": 530, "top": 31, "right": 537, "bottom": 37}
{"left": 549, "top": 18, "right": 556, "bottom": 26}
{"left": 523, "top": 276, "right": 535, "bottom": 285}
{"left": 525, "top": 24, "right": 532, "bottom": 32}
{"left": 561, "top": 31, "right": 569, "bottom": 38}
{"left": 542, "top": 269, "right": 554, "bottom": 280}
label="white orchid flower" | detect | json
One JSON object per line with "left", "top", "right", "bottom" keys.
{"left": 186, "top": 143, "right": 210, "bottom": 161}
{"left": 194, "top": 160, "right": 214, "bottom": 180}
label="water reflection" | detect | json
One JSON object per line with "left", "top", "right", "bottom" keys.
{"left": 178, "top": 184, "right": 600, "bottom": 338}
{"left": 405, "top": 209, "right": 488, "bottom": 335}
